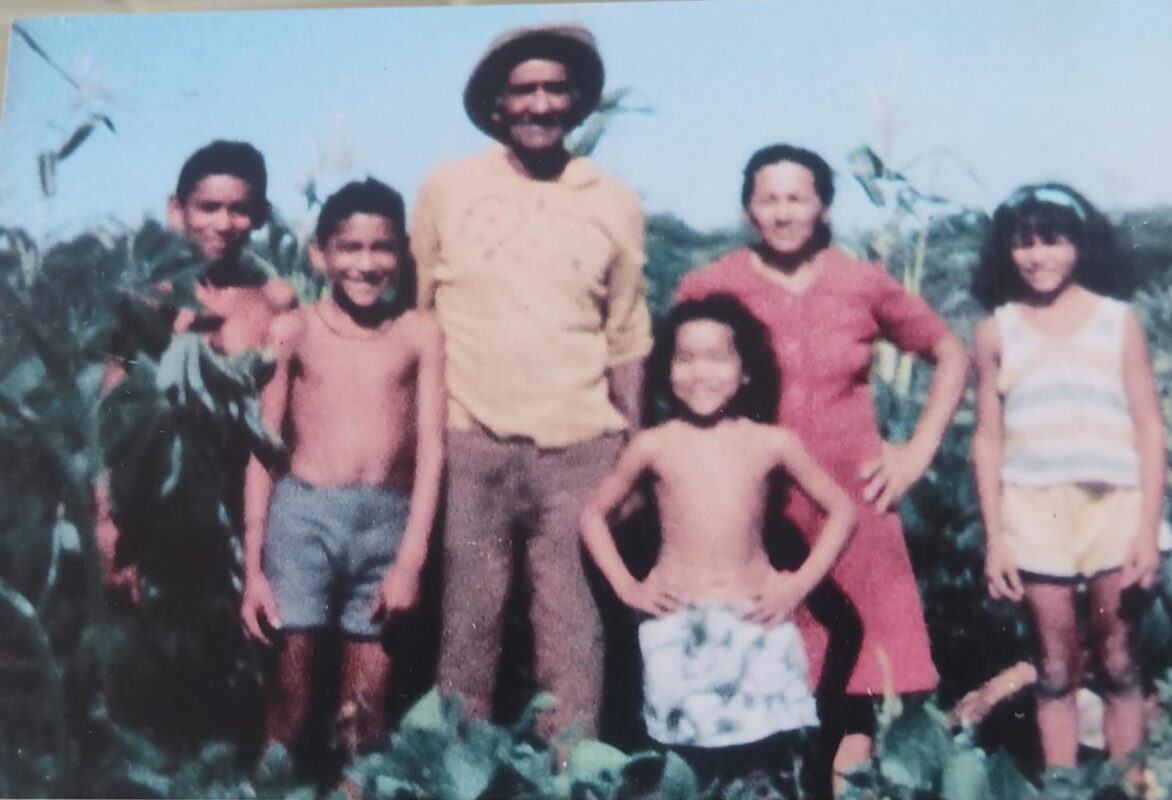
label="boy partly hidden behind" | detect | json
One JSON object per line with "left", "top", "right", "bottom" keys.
{"left": 580, "top": 295, "right": 856, "bottom": 796}
{"left": 241, "top": 179, "right": 444, "bottom": 753}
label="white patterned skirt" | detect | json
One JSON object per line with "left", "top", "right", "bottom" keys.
{"left": 639, "top": 603, "right": 819, "bottom": 748}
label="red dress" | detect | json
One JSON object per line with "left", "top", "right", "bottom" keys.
{"left": 675, "top": 246, "right": 945, "bottom": 695}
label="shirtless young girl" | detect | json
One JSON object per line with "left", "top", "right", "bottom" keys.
{"left": 240, "top": 178, "right": 444, "bottom": 751}
{"left": 580, "top": 294, "right": 856, "bottom": 793}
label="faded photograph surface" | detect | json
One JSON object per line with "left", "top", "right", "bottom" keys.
{"left": 1, "top": 2, "right": 1171, "bottom": 797}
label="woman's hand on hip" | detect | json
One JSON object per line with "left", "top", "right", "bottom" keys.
{"left": 860, "top": 440, "right": 933, "bottom": 512}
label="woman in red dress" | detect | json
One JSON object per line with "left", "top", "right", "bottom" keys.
{"left": 675, "top": 144, "right": 968, "bottom": 787}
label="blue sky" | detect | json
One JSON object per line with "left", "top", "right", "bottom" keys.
{"left": 1, "top": 0, "right": 1170, "bottom": 243}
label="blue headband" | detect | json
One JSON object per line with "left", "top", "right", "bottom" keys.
{"left": 1006, "top": 185, "right": 1086, "bottom": 221}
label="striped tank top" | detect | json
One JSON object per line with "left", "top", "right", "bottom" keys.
{"left": 997, "top": 297, "right": 1139, "bottom": 487}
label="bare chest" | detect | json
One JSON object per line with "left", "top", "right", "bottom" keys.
{"left": 295, "top": 325, "right": 417, "bottom": 397}
{"left": 187, "top": 285, "right": 281, "bottom": 355}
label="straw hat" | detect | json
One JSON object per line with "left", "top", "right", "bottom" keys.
{"left": 463, "top": 24, "right": 604, "bottom": 138}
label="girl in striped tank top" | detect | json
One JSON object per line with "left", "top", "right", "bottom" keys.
{"left": 971, "top": 184, "right": 1166, "bottom": 771}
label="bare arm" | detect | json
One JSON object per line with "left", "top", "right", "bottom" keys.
{"left": 372, "top": 314, "right": 446, "bottom": 619}
{"left": 608, "top": 358, "right": 644, "bottom": 436}
{"left": 603, "top": 187, "right": 652, "bottom": 431}
{"left": 580, "top": 431, "right": 681, "bottom": 615}
{"left": 241, "top": 311, "right": 302, "bottom": 642}
{"left": 1120, "top": 311, "right": 1165, "bottom": 589}
{"left": 95, "top": 360, "right": 139, "bottom": 597}
{"left": 408, "top": 174, "right": 442, "bottom": 311}
{"left": 971, "top": 318, "right": 1021, "bottom": 601}
{"left": 862, "top": 331, "right": 969, "bottom": 511}
{"left": 747, "top": 428, "right": 857, "bottom": 625}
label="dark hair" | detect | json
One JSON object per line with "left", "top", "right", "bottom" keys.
{"left": 740, "top": 143, "right": 834, "bottom": 250}
{"left": 175, "top": 140, "right": 270, "bottom": 227}
{"left": 315, "top": 178, "right": 406, "bottom": 243}
{"left": 643, "top": 294, "right": 780, "bottom": 427}
{"left": 741, "top": 144, "right": 835, "bottom": 208}
{"left": 315, "top": 178, "right": 415, "bottom": 309}
{"left": 972, "top": 183, "right": 1133, "bottom": 309}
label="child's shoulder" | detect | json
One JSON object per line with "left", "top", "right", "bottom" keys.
{"left": 748, "top": 421, "right": 800, "bottom": 450}
{"left": 267, "top": 305, "right": 311, "bottom": 350}
{"left": 626, "top": 423, "right": 678, "bottom": 461}
{"left": 261, "top": 277, "right": 298, "bottom": 312}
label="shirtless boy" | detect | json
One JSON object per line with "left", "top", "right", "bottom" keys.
{"left": 240, "top": 178, "right": 444, "bottom": 750}
{"left": 98, "top": 140, "right": 296, "bottom": 596}
{"left": 580, "top": 295, "right": 856, "bottom": 793}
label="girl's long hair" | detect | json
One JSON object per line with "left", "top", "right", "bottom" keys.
{"left": 972, "top": 182, "right": 1133, "bottom": 309}
{"left": 643, "top": 294, "right": 780, "bottom": 427}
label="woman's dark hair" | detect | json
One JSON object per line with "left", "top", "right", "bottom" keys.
{"left": 972, "top": 183, "right": 1133, "bottom": 309}
{"left": 643, "top": 294, "right": 780, "bottom": 427}
{"left": 740, "top": 143, "right": 835, "bottom": 251}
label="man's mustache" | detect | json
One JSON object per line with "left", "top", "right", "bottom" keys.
{"left": 511, "top": 112, "right": 566, "bottom": 128}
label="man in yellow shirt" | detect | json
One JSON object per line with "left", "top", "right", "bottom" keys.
{"left": 410, "top": 24, "right": 651, "bottom": 739}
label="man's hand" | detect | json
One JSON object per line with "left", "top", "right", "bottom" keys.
{"left": 744, "top": 570, "right": 806, "bottom": 628}
{"left": 616, "top": 570, "right": 684, "bottom": 618}
{"left": 241, "top": 573, "right": 282, "bottom": 644}
{"left": 860, "top": 440, "right": 933, "bottom": 512}
{"left": 984, "top": 541, "right": 1024, "bottom": 601}
{"left": 370, "top": 560, "right": 422, "bottom": 623}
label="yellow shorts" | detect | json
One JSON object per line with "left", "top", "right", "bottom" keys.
{"left": 1002, "top": 484, "right": 1145, "bottom": 581}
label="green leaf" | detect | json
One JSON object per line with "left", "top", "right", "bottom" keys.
{"left": 656, "top": 751, "right": 700, "bottom": 799}
{"left": 103, "top": 766, "right": 170, "bottom": 798}
{"left": 509, "top": 690, "right": 557, "bottom": 739}
{"left": 940, "top": 746, "right": 990, "bottom": 800}
{"left": 253, "top": 741, "right": 294, "bottom": 796}
{"left": 441, "top": 741, "right": 496, "bottom": 800}
{"left": 371, "top": 774, "right": 419, "bottom": 799}
{"left": 877, "top": 703, "right": 952, "bottom": 792}
{"left": 567, "top": 739, "right": 628, "bottom": 797}
{"left": 56, "top": 121, "right": 96, "bottom": 160}
{"left": 38, "top": 152, "right": 57, "bottom": 197}
{"left": 160, "top": 434, "right": 183, "bottom": 497}
{"left": 400, "top": 689, "right": 458, "bottom": 736}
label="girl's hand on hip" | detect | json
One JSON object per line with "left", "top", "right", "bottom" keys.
{"left": 618, "top": 571, "right": 684, "bottom": 618}
{"left": 1121, "top": 535, "right": 1159, "bottom": 589}
{"left": 744, "top": 571, "right": 804, "bottom": 628}
{"left": 860, "top": 441, "right": 933, "bottom": 512}
{"left": 984, "top": 543, "right": 1024, "bottom": 601}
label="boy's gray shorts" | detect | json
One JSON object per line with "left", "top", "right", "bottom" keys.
{"left": 264, "top": 475, "right": 409, "bottom": 639}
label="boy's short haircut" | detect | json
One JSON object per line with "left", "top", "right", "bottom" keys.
{"left": 314, "top": 178, "right": 407, "bottom": 244}
{"left": 175, "top": 140, "right": 270, "bottom": 227}
{"left": 315, "top": 178, "right": 414, "bottom": 309}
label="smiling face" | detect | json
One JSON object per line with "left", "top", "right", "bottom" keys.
{"left": 745, "top": 161, "right": 829, "bottom": 257}
{"left": 670, "top": 318, "right": 745, "bottom": 421}
{"left": 1010, "top": 232, "right": 1079, "bottom": 299}
{"left": 167, "top": 174, "right": 256, "bottom": 263}
{"left": 311, "top": 213, "right": 401, "bottom": 309}
{"left": 494, "top": 58, "right": 576, "bottom": 155}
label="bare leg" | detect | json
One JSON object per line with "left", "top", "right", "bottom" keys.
{"left": 1087, "top": 571, "right": 1144, "bottom": 762}
{"left": 1023, "top": 582, "right": 1081, "bottom": 767}
{"left": 339, "top": 639, "right": 393, "bottom": 752}
{"left": 267, "top": 633, "right": 314, "bottom": 747}
{"left": 832, "top": 733, "right": 873, "bottom": 796}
